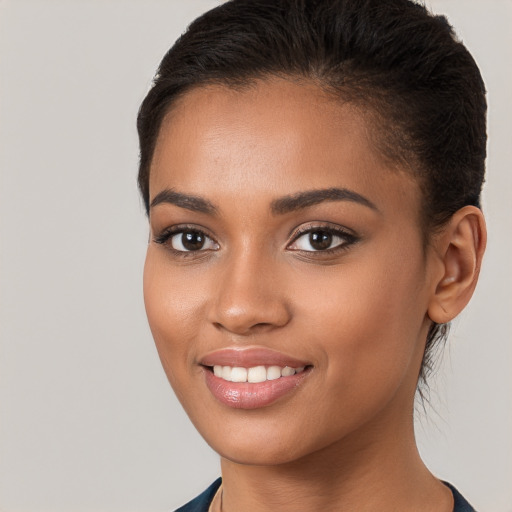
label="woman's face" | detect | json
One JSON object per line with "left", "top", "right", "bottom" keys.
{"left": 144, "top": 79, "right": 438, "bottom": 465}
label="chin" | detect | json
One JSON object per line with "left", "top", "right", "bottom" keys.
{"left": 197, "top": 417, "right": 339, "bottom": 468}
{"left": 190, "top": 417, "right": 300, "bottom": 466}
{"left": 216, "top": 441, "right": 306, "bottom": 467}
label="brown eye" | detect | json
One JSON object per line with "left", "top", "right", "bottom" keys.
{"left": 182, "top": 231, "right": 205, "bottom": 250}
{"left": 169, "top": 230, "right": 218, "bottom": 252}
{"left": 309, "top": 231, "right": 333, "bottom": 250}
{"left": 288, "top": 226, "right": 356, "bottom": 252}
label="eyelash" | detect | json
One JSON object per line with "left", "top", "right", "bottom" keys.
{"left": 153, "top": 224, "right": 218, "bottom": 258}
{"left": 153, "top": 223, "right": 358, "bottom": 257}
{"left": 288, "top": 224, "right": 358, "bottom": 255}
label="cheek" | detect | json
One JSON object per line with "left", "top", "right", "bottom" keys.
{"left": 293, "top": 240, "right": 428, "bottom": 408}
{"left": 142, "top": 249, "right": 206, "bottom": 381}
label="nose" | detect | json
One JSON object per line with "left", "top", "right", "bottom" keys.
{"left": 207, "top": 249, "right": 291, "bottom": 336}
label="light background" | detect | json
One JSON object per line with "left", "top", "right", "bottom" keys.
{"left": 0, "top": 0, "right": 510, "bottom": 510}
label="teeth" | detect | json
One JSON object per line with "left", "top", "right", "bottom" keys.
{"left": 231, "top": 367, "right": 247, "bottom": 382}
{"left": 212, "top": 364, "right": 306, "bottom": 383}
{"left": 281, "top": 366, "right": 295, "bottom": 377}
{"left": 221, "top": 366, "right": 232, "bottom": 381}
{"left": 248, "top": 366, "right": 267, "bottom": 383}
{"left": 266, "top": 365, "right": 281, "bottom": 381}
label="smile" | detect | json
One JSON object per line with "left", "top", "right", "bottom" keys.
{"left": 200, "top": 347, "right": 312, "bottom": 409}
{"left": 212, "top": 365, "right": 306, "bottom": 383}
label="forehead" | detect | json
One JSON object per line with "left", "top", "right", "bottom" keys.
{"left": 150, "top": 78, "right": 420, "bottom": 219}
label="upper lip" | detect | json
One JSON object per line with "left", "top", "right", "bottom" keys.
{"left": 200, "top": 347, "right": 311, "bottom": 368}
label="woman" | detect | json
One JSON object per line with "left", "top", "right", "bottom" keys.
{"left": 137, "top": 0, "right": 486, "bottom": 510}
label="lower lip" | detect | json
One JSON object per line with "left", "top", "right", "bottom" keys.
{"left": 203, "top": 368, "right": 310, "bottom": 409}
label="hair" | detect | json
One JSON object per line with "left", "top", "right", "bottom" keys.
{"left": 137, "top": 0, "right": 487, "bottom": 395}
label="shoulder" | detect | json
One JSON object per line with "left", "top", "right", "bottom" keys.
{"left": 173, "top": 478, "right": 222, "bottom": 512}
{"left": 443, "top": 482, "right": 478, "bottom": 512}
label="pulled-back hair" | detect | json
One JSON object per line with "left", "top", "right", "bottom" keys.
{"left": 137, "top": 0, "right": 487, "bottom": 394}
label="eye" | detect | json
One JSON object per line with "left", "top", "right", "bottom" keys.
{"left": 171, "top": 230, "right": 218, "bottom": 251}
{"left": 154, "top": 227, "right": 219, "bottom": 252}
{"left": 288, "top": 227, "right": 356, "bottom": 252}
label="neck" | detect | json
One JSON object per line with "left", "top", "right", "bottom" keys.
{"left": 219, "top": 406, "right": 453, "bottom": 512}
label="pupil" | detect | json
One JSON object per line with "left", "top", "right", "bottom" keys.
{"left": 182, "top": 231, "right": 205, "bottom": 251}
{"left": 309, "top": 231, "right": 332, "bottom": 250}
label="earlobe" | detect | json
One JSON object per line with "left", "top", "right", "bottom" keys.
{"left": 427, "top": 206, "right": 487, "bottom": 324}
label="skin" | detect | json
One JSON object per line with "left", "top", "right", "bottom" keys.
{"left": 143, "top": 78, "right": 486, "bottom": 511}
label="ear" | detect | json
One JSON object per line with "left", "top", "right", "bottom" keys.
{"left": 427, "top": 206, "right": 487, "bottom": 324}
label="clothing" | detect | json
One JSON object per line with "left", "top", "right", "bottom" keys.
{"left": 174, "top": 478, "right": 221, "bottom": 512}
{"left": 174, "top": 477, "right": 477, "bottom": 511}
{"left": 444, "top": 482, "right": 478, "bottom": 512}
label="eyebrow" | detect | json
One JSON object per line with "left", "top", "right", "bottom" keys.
{"left": 150, "top": 188, "right": 218, "bottom": 215}
{"left": 149, "top": 186, "right": 378, "bottom": 216}
{"left": 270, "top": 187, "right": 378, "bottom": 215}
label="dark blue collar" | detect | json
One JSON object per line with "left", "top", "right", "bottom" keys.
{"left": 444, "top": 481, "right": 477, "bottom": 512}
{"left": 174, "top": 478, "right": 222, "bottom": 512}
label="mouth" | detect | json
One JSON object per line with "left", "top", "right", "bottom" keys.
{"left": 199, "top": 348, "right": 313, "bottom": 409}
{"left": 207, "top": 364, "right": 308, "bottom": 383}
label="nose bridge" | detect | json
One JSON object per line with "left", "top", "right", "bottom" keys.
{"left": 209, "top": 241, "right": 290, "bottom": 334}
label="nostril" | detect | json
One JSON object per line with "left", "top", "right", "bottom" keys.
{"left": 212, "top": 320, "right": 281, "bottom": 335}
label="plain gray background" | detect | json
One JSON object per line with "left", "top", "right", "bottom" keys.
{"left": 0, "top": 0, "right": 510, "bottom": 510}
